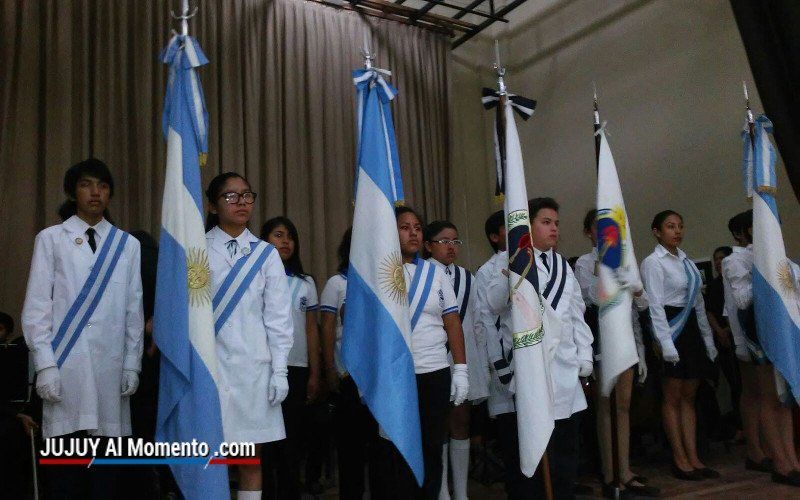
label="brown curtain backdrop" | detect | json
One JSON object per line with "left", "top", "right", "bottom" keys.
{"left": 0, "top": 0, "right": 450, "bottom": 320}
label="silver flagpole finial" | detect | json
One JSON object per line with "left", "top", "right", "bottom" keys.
{"left": 743, "top": 81, "right": 754, "bottom": 125}
{"left": 493, "top": 40, "right": 507, "bottom": 95}
{"left": 593, "top": 82, "right": 600, "bottom": 126}
{"left": 361, "top": 31, "right": 374, "bottom": 70}
{"left": 171, "top": 0, "right": 198, "bottom": 36}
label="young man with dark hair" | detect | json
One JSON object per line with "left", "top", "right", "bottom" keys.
{"left": 483, "top": 198, "right": 594, "bottom": 498}
{"left": 524, "top": 197, "right": 593, "bottom": 498}
{"left": 22, "top": 159, "right": 143, "bottom": 498}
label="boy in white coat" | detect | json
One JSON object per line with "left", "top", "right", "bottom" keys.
{"left": 23, "top": 159, "right": 143, "bottom": 498}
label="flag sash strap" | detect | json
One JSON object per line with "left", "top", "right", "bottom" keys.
{"left": 52, "top": 226, "right": 129, "bottom": 368}
{"left": 408, "top": 259, "right": 435, "bottom": 331}
{"left": 667, "top": 259, "right": 701, "bottom": 341}
{"left": 531, "top": 253, "right": 568, "bottom": 309}
{"left": 452, "top": 266, "right": 472, "bottom": 323}
{"left": 212, "top": 241, "right": 273, "bottom": 333}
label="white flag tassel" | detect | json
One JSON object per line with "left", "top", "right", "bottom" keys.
{"left": 493, "top": 89, "right": 554, "bottom": 478}
{"left": 595, "top": 127, "right": 641, "bottom": 397}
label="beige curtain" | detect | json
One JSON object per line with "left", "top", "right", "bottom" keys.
{"left": 0, "top": 0, "right": 450, "bottom": 320}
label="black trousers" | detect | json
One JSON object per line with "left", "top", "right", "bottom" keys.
{"left": 334, "top": 376, "right": 380, "bottom": 500}
{"left": 45, "top": 432, "right": 122, "bottom": 500}
{"left": 263, "top": 366, "right": 309, "bottom": 499}
{"left": 497, "top": 411, "right": 582, "bottom": 500}
{"left": 378, "top": 367, "right": 452, "bottom": 500}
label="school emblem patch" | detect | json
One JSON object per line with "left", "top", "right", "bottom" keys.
{"left": 186, "top": 247, "right": 211, "bottom": 306}
{"left": 596, "top": 205, "right": 627, "bottom": 270}
{"left": 379, "top": 251, "right": 406, "bottom": 304}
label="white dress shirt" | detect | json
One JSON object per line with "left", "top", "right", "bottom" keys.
{"left": 319, "top": 273, "right": 347, "bottom": 375}
{"left": 286, "top": 274, "right": 319, "bottom": 368}
{"left": 640, "top": 244, "right": 715, "bottom": 354}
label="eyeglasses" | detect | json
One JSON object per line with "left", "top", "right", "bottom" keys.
{"left": 432, "top": 239, "right": 463, "bottom": 246}
{"left": 220, "top": 191, "right": 257, "bottom": 204}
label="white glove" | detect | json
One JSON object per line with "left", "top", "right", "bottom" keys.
{"left": 578, "top": 360, "right": 593, "bottom": 378}
{"left": 268, "top": 368, "right": 289, "bottom": 406}
{"left": 705, "top": 343, "right": 718, "bottom": 362}
{"left": 121, "top": 370, "right": 140, "bottom": 397}
{"left": 660, "top": 340, "right": 680, "bottom": 364}
{"left": 735, "top": 344, "right": 750, "bottom": 363}
{"left": 636, "top": 343, "right": 648, "bottom": 383}
{"left": 451, "top": 364, "right": 470, "bottom": 407}
{"left": 36, "top": 366, "right": 62, "bottom": 402}
{"left": 617, "top": 266, "right": 643, "bottom": 295}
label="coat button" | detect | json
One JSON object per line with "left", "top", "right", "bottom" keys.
{"left": 87, "top": 323, "right": 92, "bottom": 328}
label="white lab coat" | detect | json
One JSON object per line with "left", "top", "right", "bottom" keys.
{"left": 22, "top": 216, "right": 143, "bottom": 438}
{"left": 475, "top": 251, "right": 516, "bottom": 417}
{"left": 207, "top": 226, "right": 294, "bottom": 444}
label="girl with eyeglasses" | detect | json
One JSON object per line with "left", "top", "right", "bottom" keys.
{"left": 260, "top": 216, "right": 322, "bottom": 498}
{"left": 204, "top": 172, "right": 294, "bottom": 500}
{"left": 423, "top": 220, "right": 488, "bottom": 500}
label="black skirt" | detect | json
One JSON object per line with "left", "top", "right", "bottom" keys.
{"left": 662, "top": 306, "right": 715, "bottom": 380}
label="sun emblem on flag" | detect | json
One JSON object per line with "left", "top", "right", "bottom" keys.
{"left": 777, "top": 259, "right": 799, "bottom": 297}
{"left": 186, "top": 247, "right": 211, "bottom": 306}
{"left": 379, "top": 251, "right": 407, "bottom": 304}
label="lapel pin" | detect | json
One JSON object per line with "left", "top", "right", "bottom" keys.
{"left": 241, "top": 246, "right": 251, "bottom": 256}
{"left": 75, "top": 238, "right": 83, "bottom": 245}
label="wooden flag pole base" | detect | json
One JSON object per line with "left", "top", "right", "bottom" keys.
{"left": 542, "top": 450, "right": 554, "bottom": 500}
{"left": 609, "top": 386, "right": 621, "bottom": 499}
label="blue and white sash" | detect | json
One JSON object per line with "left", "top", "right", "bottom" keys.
{"left": 452, "top": 265, "right": 472, "bottom": 323}
{"left": 667, "top": 259, "right": 702, "bottom": 341}
{"left": 212, "top": 241, "right": 274, "bottom": 333}
{"left": 408, "top": 258, "right": 436, "bottom": 331}
{"left": 530, "top": 252, "right": 569, "bottom": 310}
{"left": 51, "top": 226, "right": 129, "bottom": 368}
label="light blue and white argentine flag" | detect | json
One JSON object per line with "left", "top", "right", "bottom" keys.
{"left": 595, "top": 127, "right": 640, "bottom": 396}
{"left": 154, "top": 35, "right": 228, "bottom": 498}
{"left": 746, "top": 114, "right": 800, "bottom": 403}
{"left": 342, "top": 69, "right": 423, "bottom": 485}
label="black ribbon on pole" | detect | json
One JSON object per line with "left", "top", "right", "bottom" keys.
{"left": 481, "top": 87, "right": 537, "bottom": 203}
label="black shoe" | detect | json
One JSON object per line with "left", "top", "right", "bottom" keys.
{"left": 696, "top": 467, "right": 720, "bottom": 479}
{"left": 624, "top": 480, "right": 660, "bottom": 497}
{"left": 671, "top": 464, "right": 704, "bottom": 481}
{"left": 772, "top": 470, "right": 800, "bottom": 487}
{"left": 746, "top": 457, "right": 774, "bottom": 473}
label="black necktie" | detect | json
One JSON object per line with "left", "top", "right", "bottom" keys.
{"left": 86, "top": 228, "right": 97, "bottom": 253}
{"left": 540, "top": 252, "right": 550, "bottom": 272}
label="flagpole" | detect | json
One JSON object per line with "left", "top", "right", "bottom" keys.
{"left": 744, "top": 81, "right": 756, "bottom": 151}
{"left": 594, "top": 88, "right": 621, "bottom": 500}
{"left": 494, "top": 40, "right": 553, "bottom": 500}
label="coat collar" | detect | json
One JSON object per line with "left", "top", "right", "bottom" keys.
{"left": 655, "top": 243, "right": 686, "bottom": 260}
{"left": 207, "top": 226, "right": 258, "bottom": 266}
